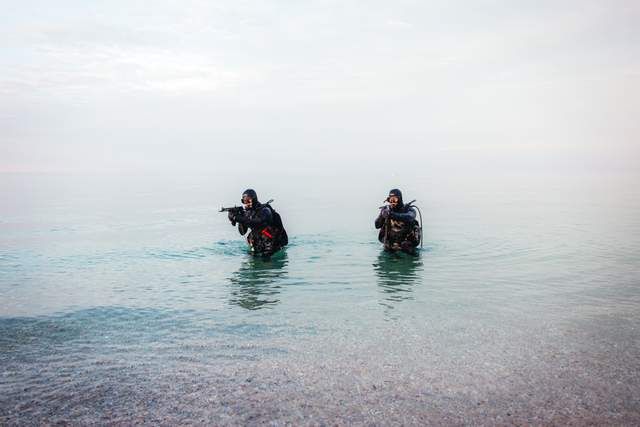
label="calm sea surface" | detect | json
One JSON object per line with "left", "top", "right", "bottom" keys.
{"left": 1, "top": 173, "right": 639, "bottom": 424}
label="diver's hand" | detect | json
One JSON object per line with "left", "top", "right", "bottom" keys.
{"left": 234, "top": 213, "right": 248, "bottom": 225}
{"left": 380, "top": 206, "right": 390, "bottom": 219}
{"left": 228, "top": 211, "right": 237, "bottom": 222}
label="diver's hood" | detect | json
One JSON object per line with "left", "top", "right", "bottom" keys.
{"left": 388, "top": 188, "right": 404, "bottom": 207}
{"left": 242, "top": 188, "right": 259, "bottom": 206}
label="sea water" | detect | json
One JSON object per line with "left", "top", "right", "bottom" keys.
{"left": 1, "top": 172, "right": 639, "bottom": 424}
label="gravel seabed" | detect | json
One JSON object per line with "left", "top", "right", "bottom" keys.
{"left": 2, "top": 312, "right": 639, "bottom": 425}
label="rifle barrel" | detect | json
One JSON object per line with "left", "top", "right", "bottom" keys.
{"left": 219, "top": 206, "right": 243, "bottom": 213}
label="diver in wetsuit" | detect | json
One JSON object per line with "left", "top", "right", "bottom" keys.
{"left": 375, "top": 189, "right": 420, "bottom": 254}
{"left": 227, "top": 189, "right": 288, "bottom": 257}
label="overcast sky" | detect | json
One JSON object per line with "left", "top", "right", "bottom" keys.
{"left": 1, "top": 0, "right": 638, "bottom": 176}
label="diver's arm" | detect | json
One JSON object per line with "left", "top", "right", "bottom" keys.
{"left": 238, "top": 223, "right": 248, "bottom": 235}
{"left": 389, "top": 207, "right": 416, "bottom": 222}
{"left": 375, "top": 207, "right": 389, "bottom": 229}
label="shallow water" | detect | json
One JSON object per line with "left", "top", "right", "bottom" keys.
{"left": 1, "top": 173, "right": 639, "bottom": 424}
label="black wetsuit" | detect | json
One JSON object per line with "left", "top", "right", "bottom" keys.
{"left": 375, "top": 192, "right": 420, "bottom": 253}
{"left": 235, "top": 203, "right": 288, "bottom": 256}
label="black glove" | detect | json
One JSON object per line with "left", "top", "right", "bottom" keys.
{"left": 228, "top": 210, "right": 237, "bottom": 222}
{"left": 235, "top": 213, "right": 248, "bottom": 225}
{"left": 380, "top": 206, "right": 390, "bottom": 219}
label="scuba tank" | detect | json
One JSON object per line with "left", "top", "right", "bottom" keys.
{"left": 405, "top": 199, "right": 423, "bottom": 249}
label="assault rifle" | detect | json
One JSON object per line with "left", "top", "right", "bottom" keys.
{"left": 219, "top": 198, "right": 273, "bottom": 213}
{"left": 220, "top": 199, "right": 274, "bottom": 226}
{"left": 219, "top": 205, "right": 244, "bottom": 214}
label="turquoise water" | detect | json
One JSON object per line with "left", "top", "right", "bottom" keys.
{"left": 1, "top": 173, "right": 639, "bottom": 424}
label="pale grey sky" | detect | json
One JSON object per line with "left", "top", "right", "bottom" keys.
{"left": 1, "top": 0, "right": 638, "bottom": 176}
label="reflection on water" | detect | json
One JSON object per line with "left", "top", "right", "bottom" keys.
{"left": 228, "top": 251, "right": 289, "bottom": 310}
{"left": 373, "top": 251, "right": 422, "bottom": 310}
